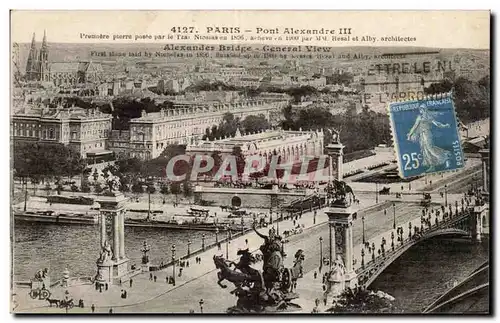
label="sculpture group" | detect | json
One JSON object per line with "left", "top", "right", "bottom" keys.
{"left": 213, "top": 225, "right": 305, "bottom": 313}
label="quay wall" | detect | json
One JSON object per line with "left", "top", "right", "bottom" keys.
{"left": 193, "top": 186, "right": 311, "bottom": 209}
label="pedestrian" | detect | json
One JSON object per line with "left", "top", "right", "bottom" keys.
{"left": 217, "top": 242, "right": 221, "bottom": 250}
{"left": 150, "top": 273, "right": 153, "bottom": 281}
{"left": 129, "top": 278, "right": 133, "bottom": 288}
{"left": 99, "top": 285, "right": 103, "bottom": 293}
{"left": 105, "top": 283, "right": 108, "bottom": 291}
{"left": 186, "top": 261, "right": 190, "bottom": 268}
{"left": 314, "top": 271, "right": 317, "bottom": 279}
{"left": 245, "top": 239, "right": 248, "bottom": 245}
{"left": 166, "top": 276, "right": 169, "bottom": 283}
{"left": 198, "top": 258, "right": 201, "bottom": 264}
{"left": 154, "top": 275, "right": 157, "bottom": 282}
{"left": 179, "top": 268, "right": 183, "bottom": 277}
{"left": 109, "top": 308, "right": 113, "bottom": 314}
{"left": 91, "top": 304, "right": 95, "bottom": 313}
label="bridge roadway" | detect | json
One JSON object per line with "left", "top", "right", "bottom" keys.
{"left": 16, "top": 190, "right": 466, "bottom": 314}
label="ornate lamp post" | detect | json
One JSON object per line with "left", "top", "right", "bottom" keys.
{"left": 187, "top": 239, "right": 191, "bottom": 257}
{"left": 319, "top": 236, "right": 323, "bottom": 272}
{"left": 276, "top": 212, "right": 280, "bottom": 236}
{"left": 391, "top": 231, "right": 395, "bottom": 251}
{"left": 226, "top": 229, "right": 230, "bottom": 259}
{"left": 241, "top": 216, "right": 245, "bottom": 235}
{"left": 199, "top": 299, "right": 204, "bottom": 313}
{"left": 444, "top": 184, "right": 448, "bottom": 206}
{"left": 202, "top": 234, "right": 206, "bottom": 250}
{"left": 171, "top": 244, "right": 176, "bottom": 286}
{"left": 362, "top": 214, "right": 366, "bottom": 245}
{"left": 361, "top": 248, "right": 365, "bottom": 268}
{"left": 392, "top": 202, "right": 396, "bottom": 230}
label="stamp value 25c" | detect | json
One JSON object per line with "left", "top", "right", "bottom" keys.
{"left": 389, "top": 94, "right": 465, "bottom": 178}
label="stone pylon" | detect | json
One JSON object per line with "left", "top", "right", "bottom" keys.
{"left": 95, "top": 192, "right": 129, "bottom": 285}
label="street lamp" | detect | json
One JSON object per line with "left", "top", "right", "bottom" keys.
{"left": 361, "top": 248, "right": 365, "bottom": 268}
{"left": 313, "top": 210, "right": 317, "bottom": 225}
{"left": 362, "top": 215, "right": 366, "bottom": 245}
{"left": 171, "top": 244, "right": 176, "bottom": 286}
{"left": 226, "top": 229, "right": 230, "bottom": 259}
{"left": 392, "top": 202, "right": 396, "bottom": 230}
{"left": 391, "top": 231, "right": 394, "bottom": 251}
{"left": 202, "top": 234, "right": 206, "bottom": 250}
{"left": 408, "top": 222, "right": 412, "bottom": 239}
{"left": 187, "top": 239, "right": 191, "bottom": 257}
{"left": 319, "top": 236, "right": 323, "bottom": 272}
{"left": 199, "top": 299, "right": 204, "bottom": 313}
{"left": 444, "top": 184, "right": 448, "bottom": 206}
{"left": 276, "top": 212, "right": 280, "bottom": 236}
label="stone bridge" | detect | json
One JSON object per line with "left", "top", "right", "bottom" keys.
{"left": 323, "top": 197, "right": 488, "bottom": 294}
{"left": 356, "top": 210, "right": 473, "bottom": 288}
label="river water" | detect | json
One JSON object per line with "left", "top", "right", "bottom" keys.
{"left": 13, "top": 223, "right": 216, "bottom": 282}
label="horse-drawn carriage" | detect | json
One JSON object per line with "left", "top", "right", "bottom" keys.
{"left": 379, "top": 187, "right": 391, "bottom": 195}
{"left": 420, "top": 193, "right": 432, "bottom": 207}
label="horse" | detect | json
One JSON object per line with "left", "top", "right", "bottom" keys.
{"left": 213, "top": 255, "right": 254, "bottom": 290}
{"left": 46, "top": 298, "right": 59, "bottom": 307}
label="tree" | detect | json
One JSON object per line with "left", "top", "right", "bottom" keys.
{"left": 183, "top": 181, "right": 193, "bottom": 197}
{"left": 131, "top": 182, "right": 144, "bottom": 194}
{"left": 13, "top": 142, "right": 86, "bottom": 185}
{"left": 160, "top": 184, "right": 169, "bottom": 203}
{"left": 424, "top": 76, "right": 490, "bottom": 124}
{"left": 231, "top": 146, "right": 246, "bottom": 178}
{"left": 146, "top": 184, "right": 156, "bottom": 194}
{"left": 170, "top": 182, "right": 181, "bottom": 195}
{"left": 241, "top": 114, "right": 271, "bottom": 134}
{"left": 116, "top": 158, "right": 142, "bottom": 175}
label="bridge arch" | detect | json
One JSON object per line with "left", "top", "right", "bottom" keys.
{"left": 358, "top": 228, "right": 470, "bottom": 288}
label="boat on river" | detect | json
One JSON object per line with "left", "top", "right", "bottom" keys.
{"left": 14, "top": 210, "right": 98, "bottom": 225}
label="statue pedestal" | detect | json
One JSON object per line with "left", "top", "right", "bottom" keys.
{"left": 96, "top": 258, "right": 129, "bottom": 285}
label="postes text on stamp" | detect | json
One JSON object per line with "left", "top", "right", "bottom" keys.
{"left": 389, "top": 94, "right": 464, "bottom": 178}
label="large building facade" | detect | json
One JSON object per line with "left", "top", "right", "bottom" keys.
{"left": 108, "top": 98, "right": 289, "bottom": 160}
{"left": 186, "top": 128, "right": 325, "bottom": 162}
{"left": 12, "top": 105, "right": 113, "bottom": 158}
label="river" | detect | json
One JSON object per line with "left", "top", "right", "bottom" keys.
{"left": 12, "top": 223, "right": 216, "bottom": 282}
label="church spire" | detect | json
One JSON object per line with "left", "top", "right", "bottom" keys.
{"left": 25, "top": 32, "right": 39, "bottom": 81}
{"left": 38, "top": 30, "right": 49, "bottom": 81}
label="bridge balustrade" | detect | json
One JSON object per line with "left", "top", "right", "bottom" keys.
{"left": 356, "top": 208, "right": 472, "bottom": 287}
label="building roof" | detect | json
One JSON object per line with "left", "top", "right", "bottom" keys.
{"left": 50, "top": 61, "right": 103, "bottom": 74}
